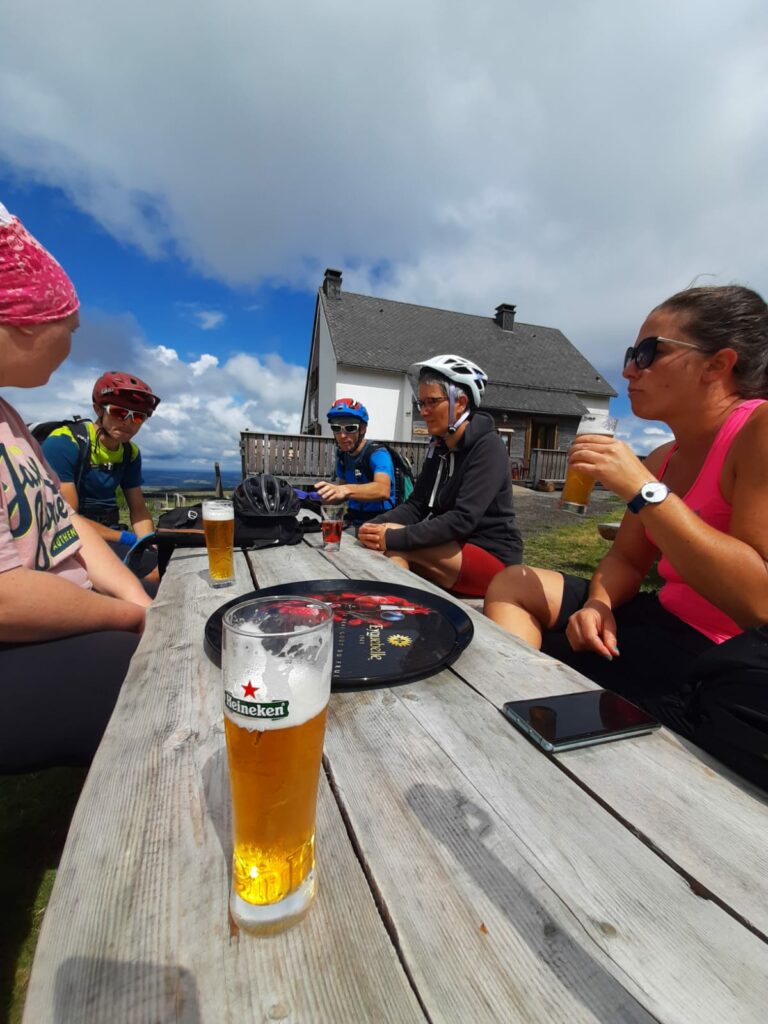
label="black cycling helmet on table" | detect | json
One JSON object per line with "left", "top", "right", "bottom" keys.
{"left": 233, "top": 473, "right": 302, "bottom": 518}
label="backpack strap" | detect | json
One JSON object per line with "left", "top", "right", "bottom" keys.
{"left": 68, "top": 420, "right": 92, "bottom": 494}
{"left": 359, "top": 442, "right": 396, "bottom": 509}
{"left": 357, "top": 440, "right": 375, "bottom": 477}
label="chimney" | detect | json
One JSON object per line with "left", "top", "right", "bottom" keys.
{"left": 323, "top": 268, "right": 342, "bottom": 299}
{"left": 495, "top": 303, "right": 516, "bottom": 332}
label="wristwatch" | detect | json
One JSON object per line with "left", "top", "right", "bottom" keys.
{"left": 627, "top": 481, "right": 670, "bottom": 514}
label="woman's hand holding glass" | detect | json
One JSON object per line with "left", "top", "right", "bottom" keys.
{"left": 568, "top": 434, "right": 654, "bottom": 502}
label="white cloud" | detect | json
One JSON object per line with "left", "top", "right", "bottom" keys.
{"left": 190, "top": 353, "right": 219, "bottom": 376}
{"left": 153, "top": 345, "right": 179, "bottom": 366}
{"left": 1, "top": 1, "right": 766, "bottom": 377}
{"left": 2, "top": 1, "right": 767, "bottom": 462}
{"left": 5, "top": 309, "right": 306, "bottom": 469}
{"left": 193, "top": 310, "right": 225, "bottom": 331}
{"left": 617, "top": 416, "right": 674, "bottom": 456}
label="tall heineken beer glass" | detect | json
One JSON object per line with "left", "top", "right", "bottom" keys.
{"left": 203, "top": 499, "right": 235, "bottom": 586}
{"left": 222, "top": 597, "right": 333, "bottom": 934}
{"left": 560, "top": 412, "right": 618, "bottom": 515}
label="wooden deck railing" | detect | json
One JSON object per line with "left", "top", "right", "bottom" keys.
{"left": 528, "top": 448, "right": 569, "bottom": 483}
{"left": 240, "top": 431, "right": 564, "bottom": 488}
{"left": 240, "top": 432, "right": 432, "bottom": 482}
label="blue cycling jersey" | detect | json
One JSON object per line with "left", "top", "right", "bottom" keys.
{"left": 336, "top": 442, "right": 396, "bottom": 515}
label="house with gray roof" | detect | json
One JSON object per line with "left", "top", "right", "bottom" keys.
{"left": 301, "top": 268, "right": 616, "bottom": 466}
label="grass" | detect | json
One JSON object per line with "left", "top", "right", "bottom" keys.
{"left": 0, "top": 767, "right": 87, "bottom": 1024}
{"left": 524, "top": 507, "right": 663, "bottom": 593}
{"left": 1, "top": 505, "right": 659, "bottom": 1021}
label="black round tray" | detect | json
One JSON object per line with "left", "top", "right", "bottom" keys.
{"left": 204, "top": 578, "right": 473, "bottom": 690}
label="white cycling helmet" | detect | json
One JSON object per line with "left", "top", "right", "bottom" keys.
{"left": 408, "top": 354, "right": 487, "bottom": 409}
{"left": 408, "top": 354, "right": 487, "bottom": 434}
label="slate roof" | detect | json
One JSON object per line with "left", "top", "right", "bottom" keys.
{"left": 320, "top": 289, "right": 616, "bottom": 404}
{"left": 483, "top": 384, "right": 588, "bottom": 416}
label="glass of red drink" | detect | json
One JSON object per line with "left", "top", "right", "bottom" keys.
{"left": 320, "top": 505, "right": 345, "bottom": 551}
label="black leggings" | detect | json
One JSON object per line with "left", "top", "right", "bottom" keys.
{"left": 541, "top": 576, "right": 715, "bottom": 737}
{"left": 0, "top": 631, "right": 139, "bottom": 773}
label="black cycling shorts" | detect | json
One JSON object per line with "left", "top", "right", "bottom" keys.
{"left": 541, "top": 574, "right": 714, "bottom": 736}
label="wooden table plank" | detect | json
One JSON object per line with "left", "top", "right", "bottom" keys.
{"left": 316, "top": 538, "right": 768, "bottom": 940}
{"left": 238, "top": 542, "right": 768, "bottom": 1021}
{"left": 324, "top": 680, "right": 768, "bottom": 1023}
{"left": 23, "top": 550, "right": 426, "bottom": 1024}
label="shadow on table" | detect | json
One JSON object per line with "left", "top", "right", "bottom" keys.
{"left": 406, "top": 784, "right": 655, "bottom": 1023}
{"left": 54, "top": 957, "right": 200, "bottom": 1023}
{"left": 202, "top": 745, "right": 233, "bottom": 885}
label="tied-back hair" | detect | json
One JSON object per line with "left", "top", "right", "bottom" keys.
{"left": 657, "top": 285, "right": 768, "bottom": 398}
{"left": 418, "top": 371, "right": 474, "bottom": 409}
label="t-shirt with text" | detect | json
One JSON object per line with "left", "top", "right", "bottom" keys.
{"left": 0, "top": 397, "right": 90, "bottom": 587}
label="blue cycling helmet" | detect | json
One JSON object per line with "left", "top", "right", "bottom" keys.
{"left": 327, "top": 397, "right": 369, "bottom": 424}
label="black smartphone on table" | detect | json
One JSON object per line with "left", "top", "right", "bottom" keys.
{"left": 502, "top": 690, "right": 660, "bottom": 753}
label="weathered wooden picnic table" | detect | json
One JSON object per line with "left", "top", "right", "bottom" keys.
{"left": 23, "top": 532, "right": 768, "bottom": 1023}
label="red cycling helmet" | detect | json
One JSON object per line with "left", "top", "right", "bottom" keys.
{"left": 92, "top": 371, "right": 161, "bottom": 414}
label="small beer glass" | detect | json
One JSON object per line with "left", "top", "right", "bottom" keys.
{"left": 320, "top": 504, "right": 345, "bottom": 551}
{"left": 559, "top": 412, "right": 618, "bottom": 515}
{"left": 222, "top": 597, "right": 334, "bottom": 934}
{"left": 202, "top": 499, "right": 235, "bottom": 586}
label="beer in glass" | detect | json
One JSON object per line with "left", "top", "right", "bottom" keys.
{"left": 320, "top": 504, "right": 345, "bottom": 551}
{"left": 202, "top": 499, "right": 235, "bottom": 586}
{"left": 560, "top": 412, "right": 618, "bottom": 515}
{"left": 222, "top": 597, "right": 333, "bottom": 934}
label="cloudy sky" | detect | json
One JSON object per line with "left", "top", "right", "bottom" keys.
{"left": 2, "top": 0, "right": 766, "bottom": 469}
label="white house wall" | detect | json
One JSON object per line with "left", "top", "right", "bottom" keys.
{"left": 578, "top": 395, "right": 610, "bottom": 416}
{"left": 331, "top": 366, "right": 408, "bottom": 441}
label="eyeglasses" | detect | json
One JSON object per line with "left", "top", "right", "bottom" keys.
{"left": 624, "top": 336, "right": 701, "bottom": 371}
{"left": 104, "top": 404, "right": 149, "bottom": 424}
{"left": 330, "top": 423, "right": 361, "bottom": 434}
{"left": 416, "top": 397, "right": 449, "bottom": 411}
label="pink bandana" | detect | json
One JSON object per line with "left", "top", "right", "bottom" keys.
{"left": 0, "top": 214, "right": 79, "bottom": 327}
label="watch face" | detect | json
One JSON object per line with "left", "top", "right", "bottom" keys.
{"left": 640, "top": 482, "right": 668, "bottom": 503}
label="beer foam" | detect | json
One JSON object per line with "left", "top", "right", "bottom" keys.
{"left": 203, "top": 501, "right": 234, "bottom": 521}
{"left": 223, "top": 648, "right": 332, "bottom": 732}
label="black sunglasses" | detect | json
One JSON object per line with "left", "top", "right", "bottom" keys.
{"left": 330, "top": 423, "right": 361, "bottom": 434}
{"left": 624, "top": 335, "right": 701, "bottom": 370}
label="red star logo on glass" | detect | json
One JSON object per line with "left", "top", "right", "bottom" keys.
{"left": 242, "top": 681, "right": 258, "bottom": 698}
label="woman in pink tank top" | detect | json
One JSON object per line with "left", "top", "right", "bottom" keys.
{"left": 485, "top": 284, "right": 768, "bottom": 739}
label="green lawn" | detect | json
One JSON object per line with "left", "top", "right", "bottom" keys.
{"left": 1, "top": 508, "right": 659, "bottom": 1021}
{"left": 524, "top": 513, "right": 663, "bottom": 593}
{"left": 0, "top": 767, "right": 87, "bottom": 1024}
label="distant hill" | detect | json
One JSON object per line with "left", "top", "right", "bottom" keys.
{"left": 142, "top": 467, "right": 243, "bottom": 491}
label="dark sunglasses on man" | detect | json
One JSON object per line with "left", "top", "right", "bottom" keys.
{"left": 104, "top": 404, "right": 150, "bottom": 424}
{"left": 330, "top": 423, "right": 361, "bottom": 434}
{"left": 624, "top": 336, "right": 700, "bottom": 371}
